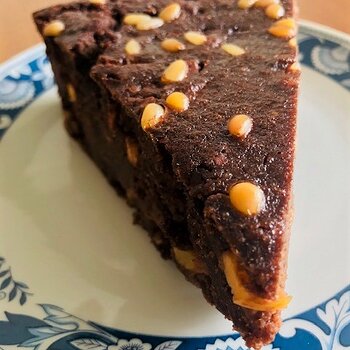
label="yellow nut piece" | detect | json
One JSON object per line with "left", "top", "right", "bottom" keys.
{"left": 268, "top": 24, "right": 296, "bottom": 38}
{"left": 222, "top": 251, "right": 292, "bottom": 312}
{"left": 166, "top": 92, "right": 189, "bottom": 112}
{"left": 141, "top": 103, "right": 165, "bottom": 130}
{"left": 289, "top": 62, "right": 301, "bottom": 72}
{"left": 123, "top": 13, "right": 151, "bottom": 26}
{"left": 184, "top": 31, "right": 207, "bottom": 46}
{"left": 254, "top": 0, "right": 279, "bottom": 7}
{"left": 159, "top": 3, "right": 181, "bottom": 22}
{"left": 67, "top": 83, "right": 77, "bottom": 102}
{"left": 161, "top": 59, "right": 189, "bottom": 83}
{"left": 136, "top": 17, "right": 164, "bottom": 30}
{"left": 125, "top": 39, "right": 141, "bottom": 55}
{"left": 238, "top": 0, "right": 257, "bottom": 9}
{"left": 228, "top": 114, "right": 253, "bottom": 138}
{"left": 125, "top": 138, "right": 138, "bottom": 167}
{"left": 274, "top": 17, "right": 296, "bottom": 29}
{"left": 161, "top": 38, "right": 185, "bottom": 52}
{"left": 265, "top": 3, "right": 285, "bottom": 19}
{"left": 173, "top": 248, "right": 207, "bottom": 274}
{"left": 229, "top": 182, "right": 265, "bottom": 216}
{"left": 222, "top": 43, "right": 246, "bottom": 56}
{"left": 89, "top": 0, "right": 106, "bottom": 5}
{"left": 43, "top": 20, "right": 65, "bottom": 37}
{"left": 288, "top": 37, "right": 297, "bottom": 48}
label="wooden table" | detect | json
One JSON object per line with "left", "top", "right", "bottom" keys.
{"left": 1, "top": 0, "right": 350, "bottom": 63}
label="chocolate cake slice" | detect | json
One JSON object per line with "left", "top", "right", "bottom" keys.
{"left": 33, "top": 1, "right": 299, "bottom": 348}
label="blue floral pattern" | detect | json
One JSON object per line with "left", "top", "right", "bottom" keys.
{"left": 0, "top": 80, "right": 35, "bottom": 109}
{"left": 199, "top": 337, "right": 277, "bottom": 350}
{"left": 0, "top": 49, "right": 53, "bottom": 139}
{"left": 0, "top": 24, "right": 349, "bottom": 350}
{"left": 0, "top": 288, "right": 349, "bottom": 350}
{"left": 0, "top": 257, "right": 32, "bottom": 305}
{"left": 297, "top": 26, "right": 350, "bottom": 90}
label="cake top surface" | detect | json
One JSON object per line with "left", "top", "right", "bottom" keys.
{"left": 89, "top": 0, "right": 298, "bottom": 222}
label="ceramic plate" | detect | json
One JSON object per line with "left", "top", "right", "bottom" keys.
{"left": 0, "top": 21, "right": 349, "bottom": 350}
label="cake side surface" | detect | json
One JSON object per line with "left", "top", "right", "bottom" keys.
{"left": 33, "top": 1, "right": 299, "bottom": 348}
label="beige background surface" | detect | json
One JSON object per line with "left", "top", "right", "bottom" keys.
{"left": 1, "top": 0, "right": 350, "bottom": 63}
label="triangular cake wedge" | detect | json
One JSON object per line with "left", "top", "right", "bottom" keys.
{"left": 34, "top": 1, "right": 299, "bottom": 348}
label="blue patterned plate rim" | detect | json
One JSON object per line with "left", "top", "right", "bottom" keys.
{"left": 0, "top": 21, "right": 349, "bottom": 350}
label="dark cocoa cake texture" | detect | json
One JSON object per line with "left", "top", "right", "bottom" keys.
{"left": 33, "top": 1, "right": 299, "bottom": 348}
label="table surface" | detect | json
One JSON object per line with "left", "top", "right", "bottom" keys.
{"left": 1, "top": 0, "right": 350, "bottom": 63}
